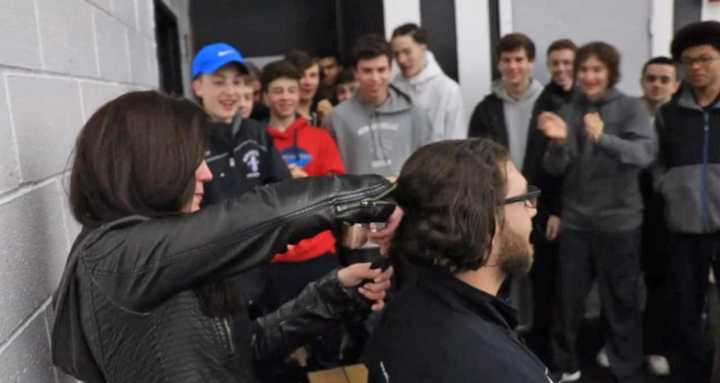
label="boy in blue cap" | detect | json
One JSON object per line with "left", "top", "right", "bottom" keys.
{"left": 191, "top": 43, "right": 290, "bottom": 328}
{"left": 191, "top": 42, "right": 290, "bottom": 205}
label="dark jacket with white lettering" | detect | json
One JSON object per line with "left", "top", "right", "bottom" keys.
{"left": 202, "top": 117, "right": 292, "bottom": 306}
{"left": 204, "top": 117, "right": 291, "bottom": 205}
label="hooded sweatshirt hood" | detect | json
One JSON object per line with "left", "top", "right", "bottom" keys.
{"left": 392, "top": 51, "right": 467, "bottom": 141}
{"left": 400, "top": 51, "right": 444, "bottom": 87}
{"left": 491, "top": 78, "right": 543, "bottom": 167}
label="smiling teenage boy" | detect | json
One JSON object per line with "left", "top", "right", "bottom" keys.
{"left": 191, "top": 43, "right": 291, "bottom": 319}
{"left": 191, "top": 43, "right": 290, "bottom": 205}
{"left": 262, "top": 59, "right": 345, "bottom": 280}
{"left": 261, "top": 59, "right": 348, "bottom": 369}
{"left": 326, "top": 34, "right": 432, "bottom": 177}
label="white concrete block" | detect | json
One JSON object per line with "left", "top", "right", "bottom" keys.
{"left": 87, "top": 0, "right": 111, "bottom": 13}
{"left": 0, "top": 76, "right": 21, "bottom": 194}
{"left": 58, "top": 173, "right": 82, "bottom": 244}
{"left": 0, "top": 308, "right": 56, "bottom": 383}
{"left": 94, "top": 9, "right": 131, "bottom": 83}
{"left": 80, "top": 80, "right": 128, "bottom": 122}
{"left": 0, "top": 182, "right": 68, "bottom": 345}
{"left": 112, "top": 0, "right": 137, "bottom": 29}
{"left": 7, "top": 75, "right": 82, "bottom": 183}
{"left": 147, "top": 39, "right": 159, "bottom": 88}
{"left": 128, "top": 30, "right": 152, "bottom": 86}
{"left": 0, "top": 0, "right": 42, "bottom": 69}
{"left": 37, "top": 0, "right": 97, "bottom": 77}
{"left": 139, "top": 0, "right": 155, "bottom": 37}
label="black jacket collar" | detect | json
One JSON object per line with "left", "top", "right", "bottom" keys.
{"left": 416, "top": 265, "right": 519, "bottom": 331}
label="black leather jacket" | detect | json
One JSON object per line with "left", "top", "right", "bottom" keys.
{"left": 51, "top": 175, "right": 395, "bottom": 383}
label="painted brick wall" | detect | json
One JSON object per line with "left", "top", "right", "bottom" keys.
{"left": 0, "top": 1, "right": 190, "bottom": 381}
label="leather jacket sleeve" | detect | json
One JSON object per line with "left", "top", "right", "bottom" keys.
{"left": 251, "top": 268, "right": 368, "bottom": 362}
{"left": 81, "top": 175, "right": 395, "bottom": 313}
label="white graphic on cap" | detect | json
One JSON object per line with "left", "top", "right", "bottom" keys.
{"left": 217, "top": 49, "right": 234, "bottom": 57}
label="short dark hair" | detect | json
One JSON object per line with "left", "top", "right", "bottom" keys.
{"left": 351, "top": 34, "right": 393, "bottom": 67}
{"left": 336, "top": 67, "right": 355, "bottom": 85}
{"left": 70, "top": 91, "right": 208, "bottom": 227}
{"left": 391, "top": 139, "right": 509, "bottom": 273}
{"left": 671, "top": 21, "right": 720, "bottom": 60}
{"left": 316, "top": 50, "right": 340, "bottom": 61}
{"left": 243, "top": 61, "right": 261, "bottom": 83}
{"left": 391, "top": 23, "right": 428, "bottom": 45}
{"left": 641, "top": 56, "right": 675, "bottom": 77}
{"left": 261, "top": 59, "right": 301, "bottom": 92}
{"left": 575, "top": 41, "right": 621, "bottom": 88}
{"left": 285, "top": 49, "right": 317, "bottom": 72}
{"left": 497, "top": 32, "right": 535, "bottom": 60}
{"left": 547, "top": 38, "right": 577, "bottom": 56}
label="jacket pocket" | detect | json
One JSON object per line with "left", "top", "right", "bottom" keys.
{"left": 661, "top": 165, "right": 703, "bottom": 233}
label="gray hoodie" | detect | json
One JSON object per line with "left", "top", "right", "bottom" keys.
{"left": 328, "top": 84, "right": 433, "bottom": 176}
{"left": 492, "top": 79, "right": 544, "bottom": 168}
{"left": 544, "top": 88, "right": 657, "bottom": 231}
{"left": 392, "top": 51, "right": 467, "bottom": 141}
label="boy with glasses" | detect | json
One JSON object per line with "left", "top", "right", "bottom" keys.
{"left": 655, "top": 21, "right": 720, "bottom": 383}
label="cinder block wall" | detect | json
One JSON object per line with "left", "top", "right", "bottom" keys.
{"left": 0, "top": 1, "right": 190, "bottom": 381}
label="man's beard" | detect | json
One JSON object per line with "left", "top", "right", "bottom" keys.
{"left": 497, "top": 227, "right": 534, "bottom": 277}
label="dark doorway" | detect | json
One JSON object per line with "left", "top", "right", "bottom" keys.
{"left": 189, "top": 0, "right": 384, "bottom": 66}
{"left": 488, "top": 0, "right": 501, "bottom": 80}
{"left": 335, "top": 0, "right": 384, "bottom": 65}
{"left": 419, "top": 0, "right": 458, "bottom": 81}
{"left": 191, "top": 0, "right": 338, "bottom": 59}
{"left": 155, "top": 0, "right": 184, "bottom": 95}
{"left": 674, "top": 1, "right": 701, "bottom": 32}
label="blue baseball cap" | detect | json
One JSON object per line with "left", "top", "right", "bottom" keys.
{"left": 192, "top": 43, "right": 247, "bottom": 78}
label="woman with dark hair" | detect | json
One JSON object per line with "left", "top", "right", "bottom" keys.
{"left": 51, "top": 90, "right": 398, "bottom": 383}
{"left": 538, "top": 42, "right": 656, "bottom": 383}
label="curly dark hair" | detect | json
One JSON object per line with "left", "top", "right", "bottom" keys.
{"left": 390, "top": 139, "right": 509, "bottom": 273}
{"left": 671, "top": 21, "right": 720, "bottom": 60}
{"left": 575, "top": 41, "right": 621, "bottom": 88}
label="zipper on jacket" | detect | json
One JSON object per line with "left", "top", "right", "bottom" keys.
{"left": 504, "top": 327, "right": 551, "bottom": 378}
{"left": 216, "top": 317, "right": 235, "bottom": 354}
{"left": 701, "top": 112, "right": 711, "bottom": 230}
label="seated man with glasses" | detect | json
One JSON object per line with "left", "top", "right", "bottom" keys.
{"left": 362, "top": 138, "right": 553, "bottom": 382}
{"left": 655, "top": 21, "right": 720, "bottom": 383}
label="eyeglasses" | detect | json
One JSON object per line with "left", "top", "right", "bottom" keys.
{"left": 644, "top": 74, "right": 673, "bottom": 84}
{"left": 679, "top": 55, "right": 720, "bottom": 67}
{"left": 503, "top": 185, "right": 541, "bottom": 209}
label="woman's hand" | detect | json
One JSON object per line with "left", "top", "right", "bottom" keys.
{"left": 337, "top": 262, "right": 394, "bottom": 311}
{"left": 368, "top": 206, "right": 404, "bottom": 255}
